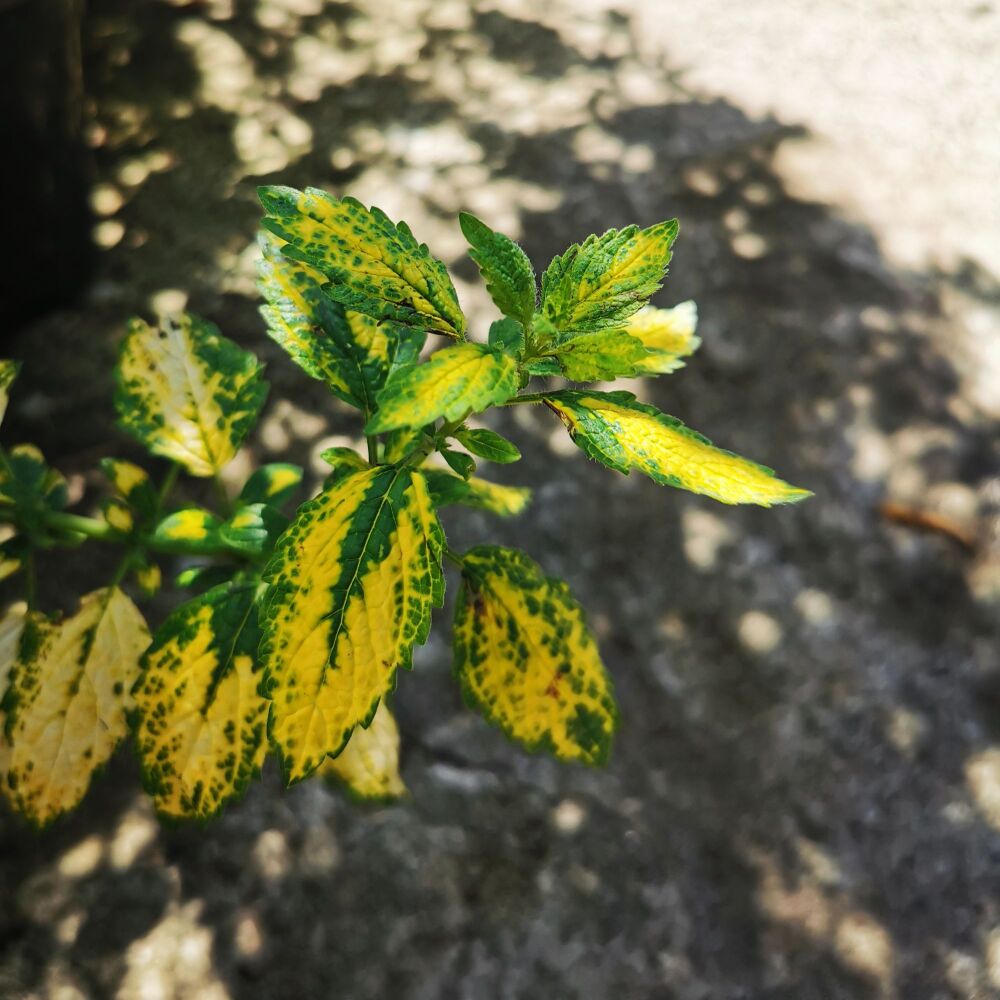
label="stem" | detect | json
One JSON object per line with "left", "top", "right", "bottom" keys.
{"left": 23, "top": 548, "right": 36, "bottom": 610}
{"left": 45, "top": 511, "right": 118, "bottom": 541}
{"left": 366, "top": 435, "right": 379, "bottom": 465}
{"left": 499, "top": 393, "right": 547, "bottom": 406}
{"left": 158, "top": 463, "right": 180, "bottom": 506}
{"left": 211, "top": 475, "right": 232, "bottom": 516}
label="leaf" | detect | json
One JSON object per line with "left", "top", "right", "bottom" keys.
{"left": 626, "top": 301, "right": 700, "bottom": 374}
{"left": 219, "top": 503, "right": 289, "bottom": 557}
{"left": 319, "top": 446, "right": 370, "bottom": 484}
{"left": 0, "top": 360, "right": 21, "bottom": 427}
{"left": 259, "top": 186, "right": 465, "bottom": 337}
{"left": 261, "top": 466, "right": 444, "bottom": 783}
{"left": 132, "top": 582, "right": 268, "bottom": 819}
{"left": 317, "top": 703, "right": 406, "bottom": 801}
{"left": 544, "top": 391, "right": 812, "bottom": 506}
{"left": 459, "top": 213, "right": 536, "bottom": 328}
{"left": 365, "top": 343, "right": 519, "bottom": 434}
{"left": 152, "top": 508, "right": 224, "bottom": 553}
{"left": 0, "top": 588, "right": 150, "bottom": 827}
{"left": 422, "top": 469, "right": 531, "bottom": 517}
{"left": 238, "top": 462, "right": 304, "bottom": 509}
{"left": 101, "top": 458, "right": 158, "bottom": 520}
{"left": 134, "top": 563, "right": 162, "bottom": 597}
{"left": 176, "top": 564, "right": 235, "bottom": 592}
{"left": 0, "top": 444, "right": 68, "bottom": 513}
{"left": 453, "top": 546, "right": 617, "bottom": 765}
{"left": 0, "top": 604, "right": 26, "bottom": 709}
{"left": 539, "top": 220, "right": 679, "bottom": 337}
{"left": 551, "top": 328, "right": 649, "bottom": 381}
{"left": 487, "top": 318, "right": 525, "bottom": 355}
{"left": 115, "top": 314, "right": 268, "bottom": 477}
{"left": 455, "top": 428, "right": 521, "bottom": 464}
{"left": 103, "top": 498, "right": 135, "bottom": 535}
{"left": 441, "top": 448, "right": 476, "bottom": 480}
{"left": 258, "top": 232, "right": 424, "bottom": 410}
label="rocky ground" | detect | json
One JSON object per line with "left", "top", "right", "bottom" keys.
{"left": 1, "top": 1, "right": 999, "bottom": 998}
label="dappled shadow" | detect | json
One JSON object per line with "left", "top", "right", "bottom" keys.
{"left": 2, "top": 0, "right": 999, "bottom": 998}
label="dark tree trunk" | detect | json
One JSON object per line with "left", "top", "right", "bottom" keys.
{"left": 0, "top": 0, "right": 94, "bottom": 331}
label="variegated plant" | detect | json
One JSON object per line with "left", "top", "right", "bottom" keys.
{"left": 0, "top": 186, "right": 810, "bottom": 826}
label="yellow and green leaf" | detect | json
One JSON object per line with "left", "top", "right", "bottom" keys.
{"left": 539, "top": 220, "right": 679, "bottom": 337}
{"left": 261, "top": 466, "right": 444, "bottom": 783}
{"left": 0, "top": 588, "right": 150, "bottom": 827}
{"left": 258, "top": 232, "right": 423, "bottom": 409}
{"left": 422, "top": 469, "right": 531, "bottom": 517}
{"left": 259, "top": 185, "right": 466, "bottom": 337}
{"left": 366, "top": 343, "right": 519, "bottom": 434}
{"left": 0, "top": 360, "right": 21, "bottom": 428}
{"left": 0, "top": 444, "right": 68, "bottom": 511}
{"left": 459, "top": 212, "right": 536, "bottom": 329}
{"left": 453, "top": 546, "right": 617, "bottom": 765}
{"left": 551, "top": 328, "right": 649, "bottom": 381}
{"left": 544, "top": 391, "right": 812, "bottom": 506}
{"left": 627, "top": 301, "right": 700, "bottom": 374}
{"left": 0, "top": 604, "right": 27, "bottom": 710}
{"left": 317, "top": 703, "right": 406, "bottom": 801}
{"left": 238, "top": 462, "right": 304, "bottom": 509}
{"left": 100, "top": 458, "right": 158, "bottom": 519}
{"left": 115, "top": 313, "right": 268, "bottom": 477}
{"left": 132, "top": 581, "right": 268, "bottom": 819}
{"left": 152, "top": 508, "right": 224, "bottom": 552}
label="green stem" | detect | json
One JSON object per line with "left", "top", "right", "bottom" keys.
{"left": 399, "top": 416, "right": 466, "bottom": 470}
{"left": 45, "top": 511, "right": 118, "bottom": 542}
{"left": 366, "top": 435, "right": 379, "bottom": 465}
{"left": 499, "top": 393, "right": 547, "bottom": 406}
{"left": 158, "top": 463, "right": 180, "bottom": 507}
{"left": 211, "top": 474, "right": 232, "bottom": 516}
{"left": 23, "top": 548, "right": 37, "bottom": 610}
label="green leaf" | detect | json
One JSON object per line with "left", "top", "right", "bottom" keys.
{"left": 453, "top": 546, "right": 617, "bottom": 765}
{"left": 238, "top": 462, "right": 304, "bottom": 509}
{"left": 551, "top": 329, "right": 649, "bottom": 381}
{"left": 316, "top": 703, "right": 406, "bottom": 801}
{"left": 524, "top": 357, "right": 562, "bottom": 377}
{"left": 0, "top": 444, "right": 68, "bottom": 516}
{"left": 422, "top": 469, "right": 531, "bottom": 517}
{"left": 441, "top": 448, "right": 476, "bottom": 480}
{"left": 626, "top": 301, "right": 700, "bottom": 374}
{"left": 366, "top": 343, "right": 519, "bottom": 434}
{"left": 0, "top": 588, "right": 150, "bottom": 827}
{"left": 259, "top": 186, "right": 465, "bottom": 337}
{"left": 539, "top": 220, "right": 679, "bottom": 337}
{"left": 115, "top": 314, "right": 268, "bottom": 477}
{"left": 455, "top": 427, "right": 521, "bottom": 464}
{"left": 219, "top": 503, "right": 289, "bottom": 557}
{"left": 260, "top": 466, "right": 444, "bottom": 782}
{"left": 319, "top": 447, "right": 370, "bottom": 484}
{"left": 0, "top": 360, "right": 21, "bottom": 428}
{"left": 176, "top": 564, "right": 235, "bottom": 592}
{"left": 152, "top": 508, "right": 224, "bottom": 553}
{"left": 258, "top": 232, "right": 424, "bottom": 410}
{"left": 544, "top": 390, "right": 812, "bottom": 506}
{"left": 488, "top": 318, "right": 525, "bottom": 355}
{"left": 132, "top": 581, "right": 269, "bottom": 819}
{"left": 459, "top": 212, "right": 536, "bottom": 328}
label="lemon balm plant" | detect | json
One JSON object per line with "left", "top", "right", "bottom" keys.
{"left": 0, "top": 186, "right": 810, "bottom": 826}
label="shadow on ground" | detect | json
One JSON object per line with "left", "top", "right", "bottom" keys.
{"left": 1, "top": 1, "right": 998, "bottom": 998}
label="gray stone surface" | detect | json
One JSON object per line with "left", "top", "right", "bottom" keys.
{"left": 1, "top": 2, "right": 998, "bottom": 998}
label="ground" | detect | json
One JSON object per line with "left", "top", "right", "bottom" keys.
{"left": 1, "top": 1, "right": 999, "bottom": 998}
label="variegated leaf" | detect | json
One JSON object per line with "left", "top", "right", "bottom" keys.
{"left": 0, "top": 360, "right": 21, "bottom": 427}
{"left": 365, "top": 343, "right": 519, "bottom": 434}
{"left": 551, "top": 328, "right": 649, "bottom": 381}
{"left": 422, "top": 469, "right": 531, "bottom": 517}
{"left": 238, "top": 462, "right": 304, "bottom": 509}
{"left": 453, "top": 546, "right": 617, "bottom": 764}
{"left": 0, "top": 588, "right": 150, "bottom": 827}
{"left": 459, "top": 212, "right": 536, "bottom": 329}
{"left": 0, "top": 604, "right": 26, "bottom": 710}
{"left": 132, "top": 581, "right": 268, "bottom": 819}
{"left": 539, "top": 220, "right": 679, "bottom": 337}
{"left": 544, "top": 391, "right": 812, "bottom": 506}
{"left": 317, "top": 703, "right": 406, "bottom": 801}
{"left": 627, "top": 301, "right": 700, "bottom": 374}
{"left": 115, "top": 313, "right": 268, "bottom": 477}
{"left": 100, "top": 458, "right": 158, "bottom": 519}
{"left": 261, "top": 466, "right": 444, "bottom": 782}
{"left": 259, "top": 186, "right": 465, "bottom": 337}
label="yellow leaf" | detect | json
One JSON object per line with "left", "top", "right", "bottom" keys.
{"left": 115, "top": 314, "right": 267, "bottom": 477}
{"left": 627, "top": 301, "right": 701, "bottom": 373}
{"left": 317, "top": 703, "right": 406, "bottom": 800}
{"left": 544, "top": 391, "right": 812, "bottom": 506}
{"left": 132, "top": 582, "right": 268, "bottom": 819}
{"left": 0, "top": 604, "right": 27, "bottom": 712}
{"left": 453, "top": 547, "right": 617, "bottom": 765}
{"left": 0, "top": 589, "right": 150, "bottom": 827}
{"left": 0, "top": 360, "right": 20, "bottom": 427}
{"left": 261, "top": 466, "right": 444, "bottom": 782}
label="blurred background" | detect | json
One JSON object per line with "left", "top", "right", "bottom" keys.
{"left": 1, "top": 0, "right": 999, "bottom": 997}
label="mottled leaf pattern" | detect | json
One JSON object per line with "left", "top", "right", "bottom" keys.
{"left": 552, "top": 328, "right": 649, "bottom": 381}
{"left": 115, "top": 314, "right": 267, "bottom": 477}
{"left": 0, "top": 588, "right": 150, "bottom": 827}
{"left": 261, "top": 466, "right": 444, "bottom": 782}
{"left": 132, "top": 582, "right": 268, "bottom": 819}
{"left": 544, "top": 391, "right": 811, "bottom": 505}
{"left": 259, "top": 185, "right": 465, "bottom": 336}
{"left": 152, "top": 509, "right": 224, "bottom": 552}
{"left": 453, "top": 546, "right": 617, "bottom": 764}
{"left": 627, "top": 301, "right": 700, "bottom": 374}
{"left": 0, "top": 360, "right": 21, "bottom": 427}
{"left": 366, "top": 343, "right": 519, "bottom": 434}
{"left": 238, "top": 463, "right": 304, "bottom": 509}
{"left": 422, "top": 469, "right": 531, "bottom": 517}
{"left": 459, "top": 213, "right": 536, "bottom": 328}
{"left": 539, "top": 220, "right": 679, "bottom": 336}
{"left": 317, "top": 703, "right": 406, "bottom": 801}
